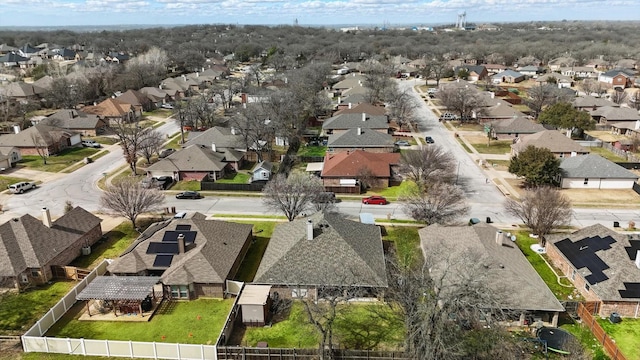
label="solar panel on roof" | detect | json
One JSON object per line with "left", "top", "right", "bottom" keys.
{"left": 162, "top": 231, "right": 197, "bottom": 245}
{"left": 147, "top": 242, "right": 179, "bottom": 254}
{"left": 176, "top": 224, "right": 191, "bottom": 231}
{"left": 153, "top": 255, "right": 174, "bottom": 268}
{"left": 619, "top": 282, "right": 640, "bottom": 299}
{"left": 625, "top": 240, "right": 640, "bottom": 260}
{"left": 555, "top": 235, "right": 616, "bottom": 285}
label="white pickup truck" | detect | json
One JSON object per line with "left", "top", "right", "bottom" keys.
{"left": 8, "top": 181, "right": 36, "bottom": 194}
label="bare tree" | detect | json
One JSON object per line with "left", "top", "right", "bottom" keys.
{"left": 421, "top": 57, "right": 449, "bottom": 86}
{"left": 526, "top": 83, "right": 573, "bottom": 118}
{"left": 356, "top": 166, "right": 377, "bottom": 190}
{"left": 137, "top": 129, "right": 164, "bottom": 164}
{"left": 124, "top": 47, "right": 169, "bottom": 89}
{"left": 30, "top": 132, "right": 49, "bottom": 165}
{"left": 580, "top": 79, "right": 606, "bottom": 98}
{"left": 436, "top": 85, "right": 486, "bottom": 121}
{"left": 611, "top": 89, "right": 628, "bottom": 105}
{"left": 110, "top": 117, "right": 147, "bottom": 175}
{"left": 362, "top": 60, "right": 396, "bottom": 105}
{"left": 262, "top": 172, "right": 325, "bottom": 221}
{"left": 100, "top": 177, "right": 165, "bottom": 229}
{"left": 504, "top": 186, "right": 572, "bottom": 246}
{"left": 401, "top": 182, "right": 469, "bottom": 224}
{"left": 231, "top": 103, "right": 275, "bottom": 162}
{"left": 386, "top": 85, "right": 418, "bottom": 131}
{"left": 399, "top": 146, "right": 457, "bottom": 189}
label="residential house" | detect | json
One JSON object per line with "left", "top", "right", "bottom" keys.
{"left": 518, "top": 65, "right": 545, "bottom": 77}
{"left": 2, "top": 81, "right": 46, "bottom": 99}
{"left": 0, "top": 44, "right": 18, "bottom": 56}
{"left": 41, "top": 109, "right": 107, "bottom": 136}
{"left": 82, "top": 98, "right": 137, "bottom": 125}
{"left": 536, "top": 73, "right": 573, "bottom": 88}
{"left": 585, "top": 58, "right": 610, "bottom": 70}
{"left": 336, "top": 94, "right": 368, "bottom": 110}
{"left": 548, "top": 57, "right": 577, "bottom": 72}
{"left": 590, "top": 106, "right": 640, "bottom": 134}
{"left": 33, "top": 75, "right": 53, "bottom": 93}
{"left": 116, "top": 89, "right": 153, "bottom": 112}
{"left": 145, "top": 144, "right": 233, "bottom": 181}
{"left": 251, "top": 161, "right": 273, "bottom": 182}
{"left": 322, "top": 112, "right": 389, "bottom": 136}
{"left": 484, "top": 64, "right": 507, "bottom": 75}
{"left": 546, "top": 224, "right": 640, "bottom": 318}
{"left": 0, "top": 146, "right": 21, "bottom": 167}
{"left": 0, "top": 124, "right": 81, "bottom": 156}
{"left": 334, "top": 102, "right": 386, "bottom": 117}
{"left": 454, "top": 65, "right": 488, "bottom": 82}
{"left": 557, "top": 154, "right": 639, "bottom": 189}
{"left": 515, "top": 56, "right": 542, "bottom": 67}
{"left": 0, "top": 52, "right": 29, "bottom": 68}
{"left": 615, "top": 59, "right": 637, "bottom": 70}
{"left": 186, "top": 126, "right": 247, "bottom": 153}
{"left": 598, "top": 69, "right": 636, "bottom": 90}
{"left": 321, "top": 150, "right": 400, "bottom": 189}
{"left": 253, "top": 211, "right": 387, "bottom": 299}
{"left": 107, "top": 214, "right": 253, "bottom": 300}
{"left": 560, "top": 66, "right": 599, "bottom": 79}
{"left": 0, "top": 207, "right": 102, "bottom": 291}
{"left": 327, "top": 127, "right": 395, "bottom": 153}
{"left": 420, "top": 224, "right": 565, "bottom": 326}
{"left": 492, "top": 69, "right": 525, "bottom": 84}
{"left": 489, "top": 116, "right": 546, "bottom": 140}
{"left": 478, "top": 96, "right": 526, "bottom": 122}
{"left": 139, "top": 87, "right": 172, "bottom": 108}
{"left": 573, "top": 95, "right": 618, "bottom": 111}
{"left": 511, "top": 130, "right": 589, "bottom": 158}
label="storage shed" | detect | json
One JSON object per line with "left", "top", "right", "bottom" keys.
{"left": 238, "top": 285, "right": 272, "bottom": 326}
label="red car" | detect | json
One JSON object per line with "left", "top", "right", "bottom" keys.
{"left": 362, "top": 195, "right": 387, "bottom": 205}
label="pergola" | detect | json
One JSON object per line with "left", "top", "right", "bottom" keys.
{"left": 77, "top": 276, "right": 161, "bottom": 317}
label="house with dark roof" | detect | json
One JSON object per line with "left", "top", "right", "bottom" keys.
{"left": 1, "top": 81, "right": 46, "bottom": 99}
{"left": 116, "top": 89, "right": 153, "bottom": 112}
{"left": 107, "top": 214, "right": 253, "bottom": 299}
{"left": 139, "top": 87, "right": 172, "bottom": 108}
{"left": 41, "top": 109, "right": 107, "bottom": 136}
{"left": 322, "top": 113, "right": 389, "bottom": 137}
{"left": 420, "top": 223, "right": 565, "bottom": 326}
{"left": 0, "top": 52, "right": 29, "bottom": 68}
{"left": 518, "top": 65, "right": 545, "bottom": 77}
{"left": 253, "top": 211, "right": 387, "bottom": 298}
{"left": 334, "top": 103, "right": 386, "bottom": 117}
{"left": 145, "top": 144, "right": 233, "bottom": 181}
{"left": 185, "top": 126, "right": 247, "bottom": 153}
{"left": 321, "top": 150, "right": 400, "bottom": 189}
{"left": 489, "top": 117, "right": 546, "bottom": 140}
{"left": 589, "top": 106, "right": 640, "bottom": 134}
{"left": 598, "top": 69, "right": 636, "bottom": 89}
{"left": 454, "top": 65, "right": 488, "bottom": 82}
{"left": 0, "top": 207, "right": 102, "bottom": 290}
{"left": 511, "top": 130, "right": 589, "bottom": 158}
{"left": 0, "top": 124, "right": 81, "bottom": 156}
{"left": 327, "top": 127, "right": 395, "bottom": 153}
{"left": 546, "top": 224, "right": 640, "bottom": 318}
{"left": 573, "top": 95, "right": 618, "bottom": 111}
{"left": 558, "top": 154, "right": 639, "bottom": 189}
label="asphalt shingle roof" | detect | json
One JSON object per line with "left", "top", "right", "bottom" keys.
{"left": 146, "top": 145, "right": 228, "bottom": 172}
{"left": 560, "top": 154, "right": 639, "bottom": 179}
{"left": 327, "top": 128, "right": 394, "bottom": 148}
{"left": 185, "top": 126, "right": 246, "bottom": 150}
{"left": 322, "top": 150, "right": 399, "bottom": 178}
{"left": 591, "top": 106, "right": 640, "bottom": 121}
{"left": 512, "top": 130, "right": 589, "bottom": 155}
{"left": 254, "top": 212, "right": 387, "bottom": 288}
{"left": 420, "top": 223, "right": 565, "bottom": 312}
{"left": 43, "top": 109, "right": 102, "bottom": 130}
{"left": 323, "top": 113, "right": 389, "bottom": 131}
{"left": 0, "top": 124, "right": 77, "bottom": 148}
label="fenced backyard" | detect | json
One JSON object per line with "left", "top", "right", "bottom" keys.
{"left": 577, "top": 302, "right": 629, "bottom": 360}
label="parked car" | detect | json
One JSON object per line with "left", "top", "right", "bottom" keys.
{"left": 425, "top": 136, "right": 435, "bottom": 144}
{"left": 81, "top": 139, "right": 101, "bottom": 148}
{"left": 8, "top": 181, "right": 36, "bottom": 194}
{"left": 158, "top": 148, "right": 176, "bottom": 158}
{"left": 362, "top": 195, "right": 387, "bottom": 205}
{"left": 161, "top": 104, "right": 174, "bottom": 109}
{"left": 394, "top": 140, "right": 410, "bottom": 147}
{"left": 176, "top": 191, "right": 203, "bottom": 199}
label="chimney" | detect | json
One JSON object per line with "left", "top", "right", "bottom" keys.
{"left": 495, "top": 230, "right": 503, "bottom": 245}
{"left": 635, "top": 250, "right": 640, "bottom": 269}
{"left": 42, "top": 207, "right": 52, "bottom": 227}
{"left": 231, "top": 127, "right": 237, "bottom": 135}
{"left": 196, "top": 72, "right": 199, "bottom": 77}
{"left": 307, "top": 219, "right": 314, "bottom": 240}
{"left": 337, "top": 96, "right": 341, "bottom": 104}
{"left": 242, "top": 102, "right": 247, "bottom": 109}
{"left": 357, "top": 127, "right": 362, "bottom": 135}
{"left": 211, "top": 143, "right": 216, "bottom": 152}
{"left": 177, "top": 233, "right": 186, "bottom": 254}
{"left": 362, "top": 113, "right": 366, "bottom": 122}
{"left": 12, "top": 125, "right": 20, "bottom": 134}
{"left": 348, "top": 103, "right": 352, "bottom": 109}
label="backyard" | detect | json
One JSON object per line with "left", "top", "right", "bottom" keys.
{"left": 598, "top": 317, "right": 640, "bottom": 360}
{"left": 46, "top": 298, "right": 233, "bottom": 344}
{"left": 232, "top": 221, "right": 278, "bottom": 282}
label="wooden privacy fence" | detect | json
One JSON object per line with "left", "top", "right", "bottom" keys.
{"left": 217, "top": 347, "right": 409, "bottom": 360}
{"left": 50, "top": 266, "right": 91, "bottom": 281}
{"left": 201, "top": 182, "right": 265, "bottom": 192}
{"left": 577, "top": 302, "right": 628, "bottom": 360}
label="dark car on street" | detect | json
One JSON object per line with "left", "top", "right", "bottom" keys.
{"left": 425, "top": 136, "right": 435, "bottom": 144}
{"left": 362, "top": 195, "right": 388, "bottom": 205}
{"left": 175, "top": 191, "right": 203, "bottom": 199}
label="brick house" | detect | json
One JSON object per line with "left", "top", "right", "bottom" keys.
{"left": 546, "top": 224, "right": 640, "bottom": 318}
{"left": 321, "top": 150, "right": 401, "bottom": 190}
{"left": 0, "top": 124, "right": 81, "bottom": 156}
{"left": 511, "top": 130, "right": 590, "bottom": 158}
{"left": 107, "top": 213, "right": 253, "bottom": 300}
{"left": 0, "top": 207, "right": 102, "bottom": 291}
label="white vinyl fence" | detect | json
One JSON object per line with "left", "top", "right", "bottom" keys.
{"left": 21, "top": 260, "right": 219, "bottom": 360}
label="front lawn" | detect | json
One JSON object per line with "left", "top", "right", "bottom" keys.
{"left": 470, "top": 140, "right": 512, "bottom": 155}
{"left": 217, "top": 172, "right": 251, "bottom": 184}
{"left": 19, "top": 147, "right": 101, "bottom": 172}
{"left": 0, "top": 175, "right": 32, "bottom": 190}
{"left": 297, "top": 146, "right": 326, "bottom": 157}
{"left": 0, "top": 281, "right": 75, "bottom": 335}
{"left": 598, "top": 317, "right": 640, "bottom": 360}
{"left": 46, "top": 298, "right": 233, "bottom": 344}
{"left": 172, "top": 180, "right": 202, "bottom": 191}
{"left": 513, "top": 232, "right": 578, "bottom": 300}
{"left": 366, "top": 180, "right": 416, "bottom": 200}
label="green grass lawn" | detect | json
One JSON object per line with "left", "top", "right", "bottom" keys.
{"left": 0, "top": 281, "right": 75, "bottom": 335}
{"left": 172, "top": 180, "right": 202, "bottom": 191}
{"left": 383, "top": 226, "right": 422, "bottom": 268}
{"left": 19, "top": 147, "right": 101, "bottom": 172}
{"left": 598, "top": 318, "right": 640, "bottom": 360}
{"left": 233, "top": 221, "right": 277, "bottom": 282}
{"left": 559, "top": 317, "right": 610, "bottom": 360}
{"left": 297, "top": 146, "right": 326, "bottom": 157}
{"left": 46, "top": 298, "right": 233, "bottom": 344}
{"left": 243, "top": 302, "right": 404, "bottom": 350}
{"left": 366, "top": 181, "right": 416, "bottom": 200}
{"left": 470, "top": 141, "right": 512, "bottom": 155}
{"left": 588, "top": 147, "right": 628, "bottom": 162}
{"left": 70, "top": 220, "right": 144, "bottom": 269}
{"left": 18, "top": 354, "right": 113, "bottom": 360}
{"left": 0, "top": 175, "right": 32, "bottom": 190}
{"left": 513, "top": 232, "right": 577, "bottom": 300}
{"left": 456, "top": 138, "right": 472, "bottom": 153}
{"left": 450, "top": 122, "right": 484, "bottom": 131}
{"left": 217, "top": 172, "right": 251, "bottom": 184}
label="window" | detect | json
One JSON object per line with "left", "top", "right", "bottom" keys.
{"left": 584, "top": 178, "right": 589, "bottom": 185}
{"left": 31, "top": 269, "right": 39, "bottom": 277}
{"left": 292, "top": 288, "right": 308, "bottom": 298}
{"left": 170, "top": 285, "right": 189, "bottom": 299}
{"left": 585, "top": 283, "right": 590, "bottom": 292}
{"left": 571, "top": 269, "right": 576, "bottom": 280}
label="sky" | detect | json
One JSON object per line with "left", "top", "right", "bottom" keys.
{"left": 1, "top": 0, "right": 639, "bottom": 28}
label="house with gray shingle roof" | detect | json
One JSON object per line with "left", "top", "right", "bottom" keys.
{"left": 41, "top": 109, "right": 107, "bottom": 136}
{"left": 511, "top": 130, "right": 589, "bottom": 158}
{"left": 145, "top": 144, "right": 232, "bottom": 181}
{"left": 573, "top": 95, "right": 618, "bottom": 111}
{"left": 322, "top": 113, "right": 389, "bottom": 136}
{"left": 489, "top": 116, "right": 547, "bottom": 140}
{"left": 185, "top": 126, "right": 247, "bottom": 152}
{"left": 589, "top": 106, "right": 640, "bottom": 135}
{"left": 0, "top": 207, "right": 102, "bottom": 291}
{"left": 253, "top": 211, "right": 387, "bottom": 297}
{"left": 491, "top": 69, "right": 525, "bottom": 84}
{"left": 558, "top": 154, "right": 638, "bottom": 189}
{"left": 0, "top": 124, "right": 81, "bottom": 156}
{"left": 107, "top": 213, "right": 253, "bottom": 299}
{"left": 327, "top": 128, "right": 395, "bottom": 153}
{"left": 546, "top": 224, "right": 640, "bottom": 318}
{"left": 420, "top": 223, "right": 565, "bottom": 326}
